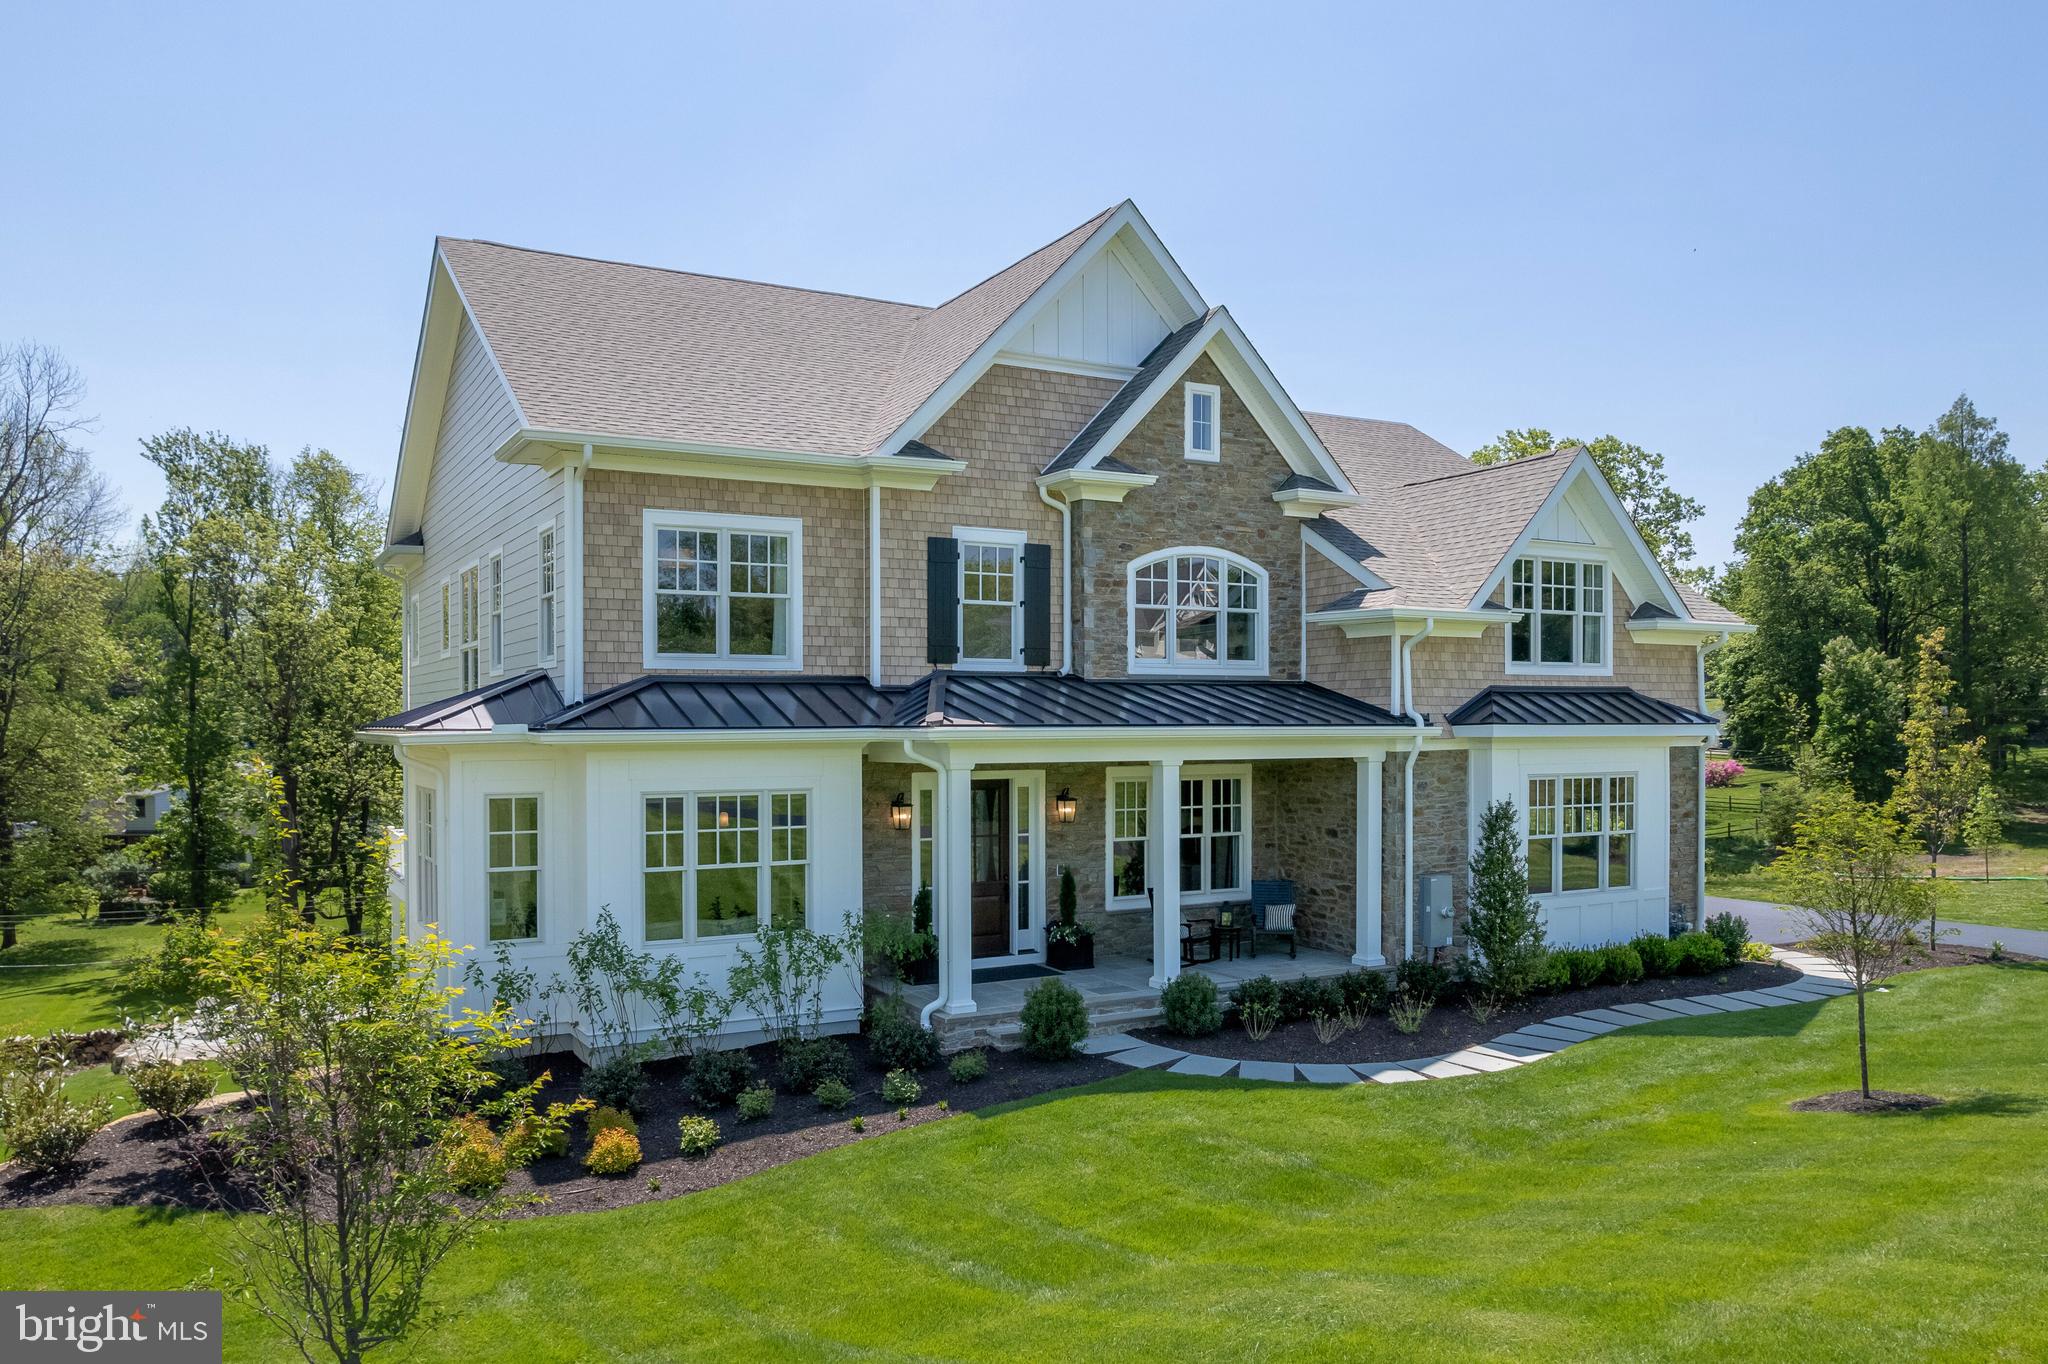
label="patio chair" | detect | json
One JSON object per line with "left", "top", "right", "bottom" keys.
{"left": 1146, "top": 889, "right": 1220, "bottom": 965}
{"left": 1245, "top": 880, "right": 1298, "bottom": 959}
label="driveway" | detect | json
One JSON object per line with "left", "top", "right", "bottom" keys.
{"left": 1709, "top": 894, "right": 2048, "bottom": 958}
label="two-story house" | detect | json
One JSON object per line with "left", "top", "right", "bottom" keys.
{"left": 364, "top": 201, "right": 1750, "bottom": 1051}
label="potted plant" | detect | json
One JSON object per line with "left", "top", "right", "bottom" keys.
{"left": 1044, "top": 864, "right": 1094, "bottom": 971}
{"left": 904, "top": 883, "right": 939, "bottom": 985}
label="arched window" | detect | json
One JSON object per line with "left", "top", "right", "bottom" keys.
{"left": 1127, "top": 548, "right": 1267, "bottom": 674}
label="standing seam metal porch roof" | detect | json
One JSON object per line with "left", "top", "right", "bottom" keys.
{"left": 1445, "top": 686, "right": 1715, "bottom": 728}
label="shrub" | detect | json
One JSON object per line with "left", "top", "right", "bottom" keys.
{"left": 1530, "top": 951, "right": 1571, "bottom": 994}
{"left": 125, "top": 1060, "right": 213, "bottom": 1122}
{"left": 583, "top": 1125, "right": 641, "bottom": 1175}
{"left": 1018, "top": 980, "right": 1088, "bottom": 1061}
{"left": 1159, "top": 974, "right": 1221, "bottom": 1036}
{"left": 1336, "top": 969, "right": 1389, "bottom": 1017}
{"left": 864, "top": 999, "right": 941, "bottom": 1072}
{"left": 1630, "top": 933, "right": 1678, "bottom": 977}
{"left": 1599, "top": 943, "right": 1645, "bottom": 985}
{"left": 1464, "top": 798, "right": 1549, "bottom": 999}
{"left": 881, "top": 1068, "right": 921, "bottom": 1106}
{"left": 686, "top": 1047, "right": 757, "bottom": 1107}
{"left": 580, "top": 1056, "right": 647, "bottom": 1115}
{"left": 504, "top": 1113, "right": 570, "bottom": 1163}
{"left": 586, "top": 1105, "right": 638, "bottom": 1139}
{"left": 1703, "top": 911, "right": 1749, "bottom": 961}
{"left": 441, "top": 1115, "right": 507, "bottom": 1194}
{"left": 1388, "top": 995, "right": 1431, "bottom": 1035}
{"left": 0, "top": 1049, "right": 111, "bottom": 1172}
{"left": 676, "top": 1114, "right": 722, "bottom": 1157}
{"left": 778, "top": 1035, "right": 855, "bottom": 1092}
{"left": 812, "top": 1077, "right": 853, "bottom": 1110}
{"left": 1704, "top": 759, "right": 1745, "bottom": 789}
{"left": 1553, "top": 948, "right": 1604, "bottom": 992}
{"left": 1229, "top": 975, "right": 1280, "bottom": 1018}
{"left": 1277, "top": 975, "right": 1342, "bottom": 1024}
{"left": 947, "top": 1049, "right": 988, "bottom": 1084}
{"left": 1990, "top": 940, "right": 2008, "bottom": 962}
{"left": 1394, "top": 958, "right": 1450, "bottom": 1004}
{"left": 1739, "top": 940, "right": 1775, "bottom": 964}
{"left": 735, "top": 1084, "right": 775, "bottom": 1123}
{"left": 1672, "top": 931, "right": 1728, "bottom": 974}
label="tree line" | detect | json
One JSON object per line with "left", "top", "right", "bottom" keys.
{"left": 0, "top": 341, "right": 399, "bottom": 948}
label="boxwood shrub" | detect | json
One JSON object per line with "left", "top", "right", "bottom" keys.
{"left": 1629, "top": 933, "right": 1678, "bottom": 978}
{"left": 1018, "top": 979, "right": 1089, "bottom": 1060}
{"left": 1160, "top": 973, "right": 1221, "bottom": 1036}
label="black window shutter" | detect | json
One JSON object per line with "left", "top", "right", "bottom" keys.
{"left": 926, "top": 536, "right": 959, "bottom": 665}
{"left": 1021, "top": 543, "right": 1052, "bottom": 668}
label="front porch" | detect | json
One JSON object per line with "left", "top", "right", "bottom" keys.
{"left": 882, "top": 946, "right": 1359, "bottom": 1049}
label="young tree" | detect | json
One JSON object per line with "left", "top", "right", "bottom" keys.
{"left": 1811, "top": 637, "right": 1905, "bottom": 802}
{"left": 1961, "top": 785, "right": 2006, "bottom": 882}
{"left": 1777, "top": 794, "right": 1934, "bottom": 1100}
{"left": 1890, "top": 629, "right": 1990, "bottom": 945}
{"left": 1463, "top": 798, "right": 1547, "bottom": 999}
{"left": 1471, "top": 428, "right": 1707, "bottom": 581}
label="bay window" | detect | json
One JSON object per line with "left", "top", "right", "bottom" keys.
{"left": 644, "top": 509, "right": 802, "bottom": 669}
{"left": 1526, "top": 774, "right": 1634, "bottom": 895}
{"left": 642, "top": 788, "right": 812, "bottom": 943}
{"left": 1129, "top": 549, "right": 1266, "bottom": 672}
{"left": 1509, "top": 555, "right": 1607, "bottom": 669}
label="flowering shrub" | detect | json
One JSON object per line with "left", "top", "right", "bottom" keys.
{"left": 442, "top": 1115, "right": 507, "bottom": 1193}
{"left": 880, "top": 1068, "right": 921, "bottom": 1106}
{"left": 1705, "top": 759, "right": 1745, "bottom": 788}
{"left": 584, "top": 1125, "right": 642, "bottom": 1175}
{"left": 676, "top": 1114, "right": 722, "bottom": 1157}
{"left": 125, "top": 1060, "right": 213, "bottom": 1122}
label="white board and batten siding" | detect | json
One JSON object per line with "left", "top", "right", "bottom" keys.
{"left": 408, "top": 315, "right": 564, "bottom": 706}
{"left": 1465, "top": 737, "right": 1677, "bottom": 950}
{"left": 998, "top": 244, "right": 1172, "bottom": 373}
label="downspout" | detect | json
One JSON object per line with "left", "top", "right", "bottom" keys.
{"left": 1695, "top": 630, "right": 1732, "bottom": 928}
{"left": 1399, "top": 615, "right": 1436, "bottom": 961}
{"left": 899, "top": 740, "right": 949, "bottom": 1028}
{"left": 1035, "top": 481, "right": 1073, "bottom": 672}
{"left": 868, "top": 483, "right": 884, "bottom": 687}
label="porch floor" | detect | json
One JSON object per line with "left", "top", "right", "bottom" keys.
{"left": 884, "top": 947, "right": 1360, "bottom": 1045}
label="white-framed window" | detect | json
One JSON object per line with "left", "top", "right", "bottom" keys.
{"left": 1508, "top": 555, "right": 1609, "bottom": 671}
{"left": 955, "top": 525, "right": 1024, "bottom": 669}
{"left": 439, "top": 580, "right": 451, "bottom": 658}
{"left": 643, "top": 509, "right": 802, "bottom": 670}
{"left": 414, "top": 786, "right": 437, "bottom": 926}
{"left": 643, "top": 788, "right": 811, "bottom": 943}
{"left": 1184, "top": 382, "right": 1221, "bottom": 461}
{"left": 1527, "top": 774, "right": 1635, "bottom": 895}
{"left": 1128, "top": 548, "right": 1266, "bottom": 674}
{"left": 485, "top": 794, "right": 540, "bottom": 942}
{"left": 1106, "top": 773, "right": 1149, "bottom": 906}
{"left": 458, "top": 566, "right": 481, "bottom": 690}
{"left": 1180, "top": 773, "right": 1247, "bottom": 900}
{"left": 537, "top": 527, "right": 558, "bottom": 664}
{"left": 487, "top": 552, "right": 504, "bottom": 674}
{"left": 914, "top": 784, "right": 935, "bottom": 900}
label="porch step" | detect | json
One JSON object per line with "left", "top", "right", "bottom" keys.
{"left": 939, "top": 999, "right": 1164, "bottom": 1053}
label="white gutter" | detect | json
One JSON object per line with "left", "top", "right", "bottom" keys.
{"left": 1695, "top": 629, "right": 1732, "bottom": 928}
{"left": 1398, "top": 615, "right": 1436, "bottom": 960}
{"left": 1035, "top": 481, "right": 1073, "bottom": 672}
{"left": 868, "top": 484, "right": 884, "bottom": 686}
{"left": 899, "top": 740, "right": 949, "bottom": 1029}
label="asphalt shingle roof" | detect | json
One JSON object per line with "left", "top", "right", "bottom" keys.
{"left": 1041, "top": 312, "right": 1213, "bottom": 474}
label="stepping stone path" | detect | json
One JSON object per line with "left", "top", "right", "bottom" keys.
{"left": 1090, "top": 948, "right": 1854, "bottom": 1086}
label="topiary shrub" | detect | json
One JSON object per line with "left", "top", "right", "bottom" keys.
{"left": 1599, "top": 943, "right": 1645, "bottom": 985}
{"left": 125, "top": 1060, "right": 213, "bottom": 1123}
{"left": 1394, "top": 958, "right": 1450, "bottom": 1004}
{"left": 1703, "top": 911, "right": 1749, "bottom": 962}
{"left": 1671, "top": 931, "right": 1729, "bottom": 975}
{"left": 864, "top": 997, "right": 942, "bottom": 1072}
{"left": 812, "top": 1077, "right": 853, "bottom": 1110}
{"left": 735, "top": 1083, "right": 775, "bottom": 1123}
{"left": 776, "top": 1036, "right": 853, "bottom": 1093}
{"left": 580, "top": 1056, "right": 647, "bottom": 1115}
{"left": 1336, "top": 969, "right": 1389, "bottom": 1017}
{"left": 676, "top": 1114, "right": 722, "bottom": 1157}
{"left": 687, "top": 1047, "right": 757, "bottom": 1107}
{"left": 947, "top": 1049, "right": 988, "bottom": 1084}
{"left": 881, "top": 1068, "right": 921, "bottom": 1106}
{"left": 441, "top": 1114, "right": 507, "bottom": 1193}
{"left": 1630, "top": 933, "right": 1678, "bottom": 978}
{"left": 1018, "top": 979, "right": 1089, "bottom": 1061}
{"left": 1159, "top": 974, "right": 1221, "bottom": 1036}
{"left": 584, "top": 1125, "right": 641, "bottom": 1175}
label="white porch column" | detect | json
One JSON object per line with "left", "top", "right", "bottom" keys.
{"left": 940, "top": 761, "right": 977, "bottom": 1015}
{"left": 1352, "top": 754, "right": 1385, "bottom": 967}
{"left": 1148, "top": 758, "right": 1182, "bottom": 990}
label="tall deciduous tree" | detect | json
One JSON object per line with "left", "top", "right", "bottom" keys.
{"left": 1811, "top": 637, "right": 1905, "bottom": 802}
{"left": 1471, "top": 428, "right": 1707, "bottom": 582}
{"left": 1891, "top": 629, "right": 1991, "bottom": 947}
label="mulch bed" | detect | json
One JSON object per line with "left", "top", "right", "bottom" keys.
{"left": 0, "top": 1033, "right": 1129, "bottom": 1219}
{"left": 1790, "top": 1090, "right": 1945, "bottom": 1114}
{"left": 1133, "top": 960, "right": 1807, "bottom": 1066}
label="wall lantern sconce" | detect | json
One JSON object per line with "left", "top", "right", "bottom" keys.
{"left": 889, "top": 792, "right": 913, "bottom": 831}
{"left": 1054, "top": 787, "right": 1078, "bottom": 824}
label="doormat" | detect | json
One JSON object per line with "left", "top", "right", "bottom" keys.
{"left": 971, "top": 964, "right": 1060, "bottom": 983}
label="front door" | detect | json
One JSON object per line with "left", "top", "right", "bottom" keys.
{"left": 970, "top": 780, "right": 1011, "bottom": 958}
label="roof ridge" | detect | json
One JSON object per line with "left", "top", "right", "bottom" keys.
{"left": 439, "top": 236, "right": 933, "bottom": 313}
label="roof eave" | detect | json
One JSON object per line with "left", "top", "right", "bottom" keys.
{"left": 1447, "top": 722, "right": 1721, "bottom": 740}
{"left": 1304, "top": 606, "right": 1501, "bottom": 639}
{"left": 1273, "top": 487, "right": 1363, "bottom": 518}
{"left": 1037, "top": 467, "right": 1160, "bottom": 504}
{"left": 501, "top": 429, "right": 965, "bottom": 491}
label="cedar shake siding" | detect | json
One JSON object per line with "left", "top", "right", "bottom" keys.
{"left": 881, "top": 365, "right": 1121, "bottom": 684}
{"left": 1072, "top": 355, "right": 1308, "bottom": 680}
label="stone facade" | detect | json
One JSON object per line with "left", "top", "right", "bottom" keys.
{"left": 1668, "top": 743, "right": 1702, "bottom": 927}
{"left": 1072, "top": 355, "right": 1307, "bottom": 681}
{"left": 1379, "top": 749, "right": 1471, "bottom": 963}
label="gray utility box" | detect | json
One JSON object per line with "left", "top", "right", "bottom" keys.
{"left": 1417, "top": 874, "right": 1455, "bottom": 951}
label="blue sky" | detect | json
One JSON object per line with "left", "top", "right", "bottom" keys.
{"left": 4, "top": 1, "right": 2042, "bottom": 569}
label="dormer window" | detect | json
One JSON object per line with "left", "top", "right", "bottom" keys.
{"left": 1129, "top": 548, "right": 1266, "bottom": 674}
{"left": 1184, "top": 382, "right": 1220, "bottom": 461}
{"left": 1509, "top": 555, "right": 1607, "bottom": 670}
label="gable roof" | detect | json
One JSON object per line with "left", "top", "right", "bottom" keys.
{"left": 1041, "top": 313, "right": 1211, "bottom": 475}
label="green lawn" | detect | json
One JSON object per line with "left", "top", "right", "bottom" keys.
{"left": 5, "top": 963, "right": 2046, "bottom": 1361}
{"left": 1706, "top": 750, "right": 2048, "bottom": 932}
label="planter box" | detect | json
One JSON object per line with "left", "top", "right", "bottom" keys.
{"left": 1046, "top": 937, "right": 1094, "bottom": 972}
